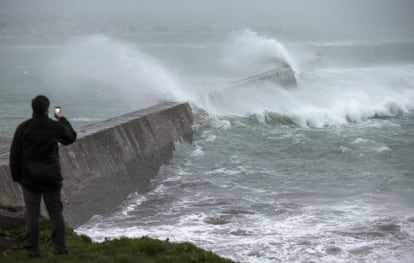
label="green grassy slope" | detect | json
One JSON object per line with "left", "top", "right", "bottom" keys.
{"left": 0, "top": 219, "right": 235, "bottom": 263}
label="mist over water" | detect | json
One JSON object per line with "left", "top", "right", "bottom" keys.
{"left": 1, "top": 1, "right": 414, "bottom": 262}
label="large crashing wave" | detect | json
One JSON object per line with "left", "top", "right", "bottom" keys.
{"left": 47, "top": 33, "right": 414, "bottom": 128}
{"left": 200, "top": 30, "right": 414, "bottom": 127}
{"left": 48, "top": 35, "right": 185, "bottom": 109}
{"left": 221, "top": 29, "right": 296, "bottom": 75}
{"left": 203, "top": 65, "right": 414, "bottom": 127}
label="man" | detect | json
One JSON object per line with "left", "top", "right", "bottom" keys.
{"left": 9, "top": 95, "right": 77, "bottom": 258}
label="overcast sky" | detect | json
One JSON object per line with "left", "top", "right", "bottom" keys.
{"left": 1, "top": 0, "right": 413, "bottom": 38}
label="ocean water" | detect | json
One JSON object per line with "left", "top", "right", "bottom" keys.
{"left": 1, "top": 29, "right": 414, "bottom": 262}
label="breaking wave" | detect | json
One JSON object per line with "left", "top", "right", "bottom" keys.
{"left": 47, "top": 33, "right": 414, "bottom": 128}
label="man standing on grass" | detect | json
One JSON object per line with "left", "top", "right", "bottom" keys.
{"left": 9, "top": 95, "right": 76, "bottom": 258}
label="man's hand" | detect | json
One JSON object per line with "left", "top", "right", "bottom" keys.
{"left": 55, "top": 109, "right": 64, "bottom": 119}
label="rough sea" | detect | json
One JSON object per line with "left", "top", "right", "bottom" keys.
{"left": 1, "top": 28, "right": 413, "bottom": 262}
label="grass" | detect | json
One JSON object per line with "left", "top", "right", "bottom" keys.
{"left": 0, "top": 219, "right": 235, "bottom": 263}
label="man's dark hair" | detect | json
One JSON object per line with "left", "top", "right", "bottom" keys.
{"left": 32, "top": 95, "right": 50, "bottom": 115}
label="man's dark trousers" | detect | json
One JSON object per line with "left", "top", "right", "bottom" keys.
{"left": 22, "top": 187, "right": 67, "bottom": 254}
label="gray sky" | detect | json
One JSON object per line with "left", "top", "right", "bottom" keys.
{"left": 1, "top": 0, "right": 413, "bottom": 38}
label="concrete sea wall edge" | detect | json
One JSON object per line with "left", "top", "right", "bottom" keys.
{"left": 0, "top": 102, "right": 194, "bottom": 227}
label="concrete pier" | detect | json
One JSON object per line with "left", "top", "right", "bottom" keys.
{"left": 207, "top": 65, "right": 297, "bottom": 107}
{"left": 231, "top": 65, "right": 297, "bottom": 88}
{"left": 0, "top": 102, "right": 194, "bottom": 227}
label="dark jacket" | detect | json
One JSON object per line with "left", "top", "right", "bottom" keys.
{"left": 9, "top": 114, "right": 77, "bottom": 192}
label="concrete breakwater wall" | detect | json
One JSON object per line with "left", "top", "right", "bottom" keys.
{"left": 207, "top": 66, "right": 297, "bottom": 106}
{"left": 0, "top": 102, "right": 194, "bottom": 227}
{"left": 231, "top": 65, "right": 297, "bottom": 88}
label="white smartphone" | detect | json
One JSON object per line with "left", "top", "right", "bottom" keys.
{"left": 55, "top": 107, "right": 61, "bottom": 114}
